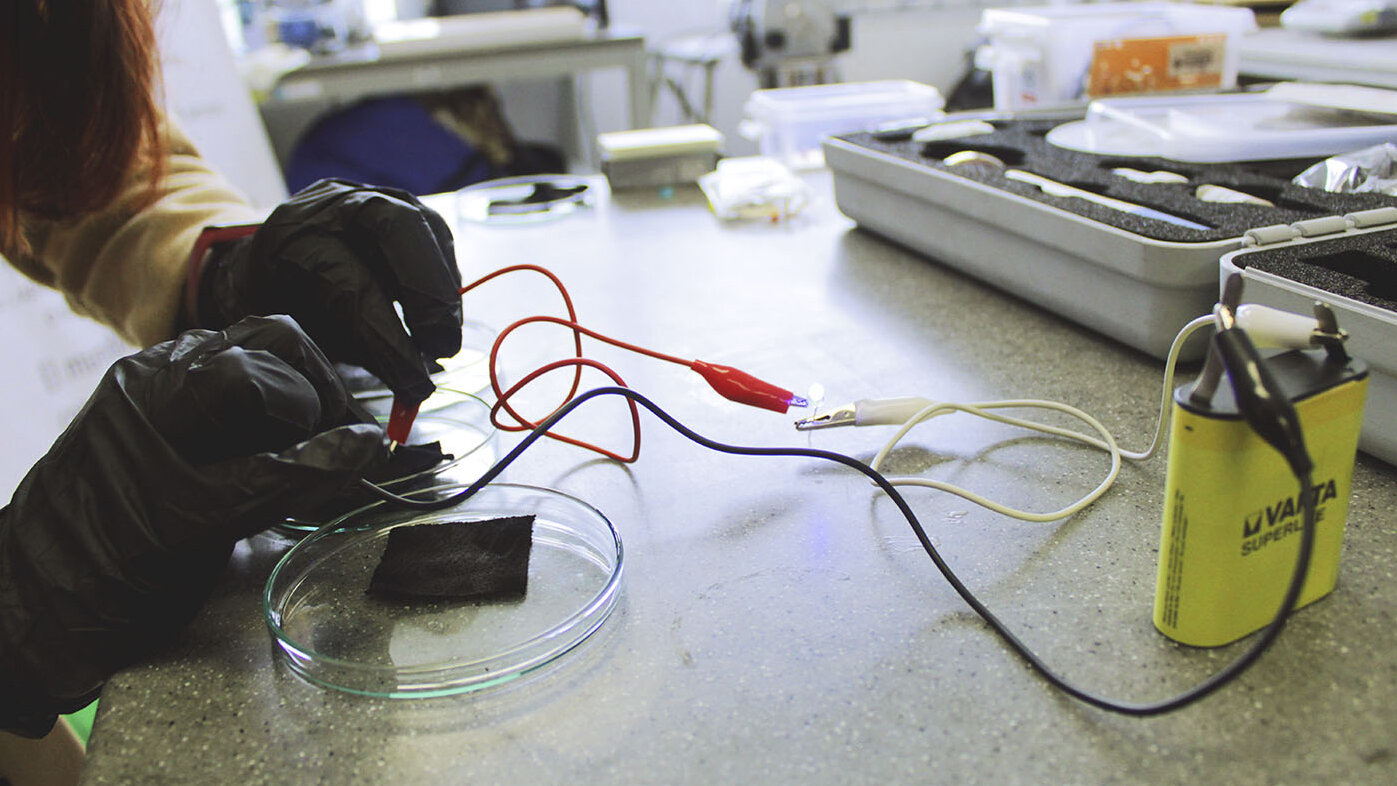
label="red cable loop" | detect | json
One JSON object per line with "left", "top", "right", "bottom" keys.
{"left": 459, "top": 263, "right": 586, "bottom": 406}
{"left": 459, "top": 262, "right": 800, "bottom": 462}
{"left": 489, "top": 357, "right": 642, "bottom": 463}
{"left": 461, "top": 264, "right": 646, "bottom": 460}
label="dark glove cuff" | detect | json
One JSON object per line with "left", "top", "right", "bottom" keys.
{"left": 0, "top": 708, "right": 58, "bottom": 739}
{"left": 0, "top": 677, "right": 94, "bottom": 738}
{"left": 0, "top": 661, "right": 103, "bottom": 736}
{"left": 183, "top": 224, "right": 260, "bottom": 330}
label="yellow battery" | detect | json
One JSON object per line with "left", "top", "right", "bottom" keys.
{"left": 1154, "top": 349, "right": 1368, "bottom": 647}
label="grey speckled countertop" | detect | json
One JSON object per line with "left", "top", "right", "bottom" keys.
{"left": 81, "top": 173, "right": 1397, "bottom": 785}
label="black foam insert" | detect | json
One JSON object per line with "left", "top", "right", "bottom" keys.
{"left": 836, "top": 121, "right": 1397, "bottom": 243}
{"left": 1233, "top": 233, "right": 1397, "bottom": 315}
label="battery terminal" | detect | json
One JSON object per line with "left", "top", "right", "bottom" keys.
{"left": 1189, "top": 277, "right": 1350, "bottom": 407}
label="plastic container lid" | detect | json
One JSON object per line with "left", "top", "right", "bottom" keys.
{"left": 264, "top": 482, "right": 624, "bottom": 698}
{"left": 1046, "top": 89, "right": 1397, "bottom": 162}
{"left": 1281, "top": 0, "right": 1397, "bottom": 36}
{"left": 980, "top": 1, "right": 1257, "bottom": 38}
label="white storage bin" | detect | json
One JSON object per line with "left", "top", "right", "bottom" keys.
{"left": 977, "top": 2, "right": 1257, "bottom": 111}
{"left": 741, "top": 80, "right": 943, "bottom": 168}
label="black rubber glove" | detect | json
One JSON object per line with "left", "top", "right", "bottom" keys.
{"left": 0, "top": 315, "right": 388, "bottom": 737}
{"left": 192, "top": 179, "right": 463, "bottom": 406}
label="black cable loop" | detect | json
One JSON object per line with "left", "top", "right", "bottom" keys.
{"left": 359, "top": 385, "right": 1318, "bottom": 717}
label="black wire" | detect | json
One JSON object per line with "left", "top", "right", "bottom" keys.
{"left": 359, "top": 385, "right": 1318, "bottom": 717}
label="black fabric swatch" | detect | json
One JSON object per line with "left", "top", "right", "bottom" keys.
{"left": 288, "top": 441, "right": 454, "bottom": 523}
{"left": 368, "top": 515, "right": 535, "bottom": 602}
{"left": 366, "top": 441, "right": 453, "bottom": 485}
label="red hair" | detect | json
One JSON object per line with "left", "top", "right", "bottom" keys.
{"left": 0, "top": 0, "right": 166, "bottom": 254}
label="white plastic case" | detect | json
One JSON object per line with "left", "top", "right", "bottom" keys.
{"left": 1220, "top": 208, "right": 1397, "bottom": 465}
{"left": 742, "top": 80, "right": 944, "bottom": 168}
{"left": 823, "top": 135, "right": 1236, "bottom": 360}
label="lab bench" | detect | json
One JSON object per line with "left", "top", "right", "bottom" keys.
{"left": 255, "top": 26, "right": 650, "bottom": 172}
{"left": 79, "top": 173, "right": 1397, "bottom": 785}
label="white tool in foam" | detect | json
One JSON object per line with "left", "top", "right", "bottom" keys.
{"left": 1196, "top": 184, "right": 1275, "bottom": 207}
{"left": 1112, "top": 167, "right": 1190, "bottom": 184}
{"left": 945, "top": 151, "right": 1212, "bottom": 230}
{"left": 911, "top": 119, "right": 996, "bottom": 143}
{"left": 1005, "top": 170, "right": 1213, "bottom": 230}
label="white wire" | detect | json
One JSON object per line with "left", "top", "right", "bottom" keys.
{"left": 868, "top": 315, "right": 1214, "bottom": 522}
{"left": 871, "top": 399, "right": 1122, "bottom": 522}
{"left": 1119, "top": 314, "right": 1213, "bottom": 461}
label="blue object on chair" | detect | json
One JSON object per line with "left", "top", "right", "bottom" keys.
{"left": 284, "top": 96, "right": 495, "bottom": 195}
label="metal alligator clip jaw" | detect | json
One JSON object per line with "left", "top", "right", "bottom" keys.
{"left": 1311, "top": 302, "right": 1350, "bottom": 361}
{"left": 1189, "top": 274, "right": 1351, "bottom": 406}
{"left": 794, "top": 403, "right": 858, "bottom": 430}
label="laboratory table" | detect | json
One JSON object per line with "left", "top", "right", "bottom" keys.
{"left": 256, "top": 27, "right": 650, "bottom": 169}
{"left": 81, "top": 173, "right": 1397, "bottom": 785}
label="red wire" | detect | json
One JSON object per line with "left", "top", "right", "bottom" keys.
{"left": 459, "top": 263, "right": 665, "bottom": 462}
{"left": 490, "top": 357, "right": 642, "bottom": 463}
{"left": 458, "top": 263, "right": 801, "bottom": 460}
{"left": 459, "top": 263, "right": 585, "bottom": 407}
{"left": 492, "top": 314, "right": 690, "bottom": 368}
{"left": 486, "top": 314, "right": 695, "bottom": 458}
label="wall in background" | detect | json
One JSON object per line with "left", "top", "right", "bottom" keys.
{"left": 167, "top": 0, "right": 288, "bottom": 207}
{"left": 215, "top": 1, "right": 991, "bottom": 173}
{"left": 584, "top": 0, "right": 988, "bottom": 157}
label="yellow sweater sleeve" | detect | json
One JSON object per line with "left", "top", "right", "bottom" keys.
{"left": 6, "top": 117, "right": 264, "bottom": 348}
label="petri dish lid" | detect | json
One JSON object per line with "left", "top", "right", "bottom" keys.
{"left": 455, "top": 174, "right": 598, "bottom": 225}
{"left": 264, "top": 482, "right": 624, "bottom": 698}
{"left": 1047, "top": 90, "right": 1397, "bottom": 163}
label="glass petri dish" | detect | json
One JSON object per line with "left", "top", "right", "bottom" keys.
{"left": 264, "top": 483, "right": 624, "bottom": 698}
{"left": 342, "top": 319, "right": 497, "bottom": 417}
{"left": 455, "top": 174, "right": 599, "bottom": 225}
{"left": 275, "top": 396, "right": 499, "bottom": 535}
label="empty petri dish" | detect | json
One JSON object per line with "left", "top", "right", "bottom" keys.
{"left": 264, "top": 482, "right": 624, "bottom": 698}
{"left": 342, "top": 319, "right": 497, "bottom": 417}
{"left": 276, "top": 396, "right": 499, "bottom": 535}
{"left": 455, "top": 174, "right": 600, "bottom": 225}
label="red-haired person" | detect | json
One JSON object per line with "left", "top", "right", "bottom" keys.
{"left": 0, "top": 2, "right": 464, "bottom": 775}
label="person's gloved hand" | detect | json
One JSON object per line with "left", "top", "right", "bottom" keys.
{"left": 0, "top": 315, "right": 389, "bottom": 737}
{"left": 189, "top": 179, "right": 463, "bottom": 406}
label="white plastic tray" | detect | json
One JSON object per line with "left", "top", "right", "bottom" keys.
{"left": 1221, "top": 212, "right": 1397, "bottom": 465}
{"left": 824, "top": 136, "right": 1234, "bottom": 360}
